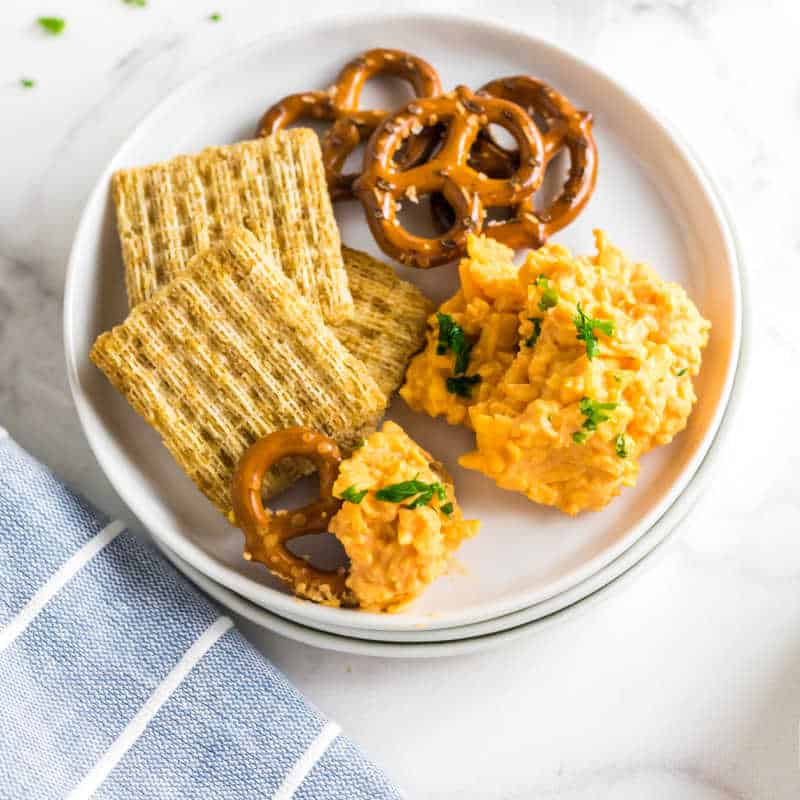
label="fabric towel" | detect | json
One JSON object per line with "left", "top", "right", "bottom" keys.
{"left": 0, "top": 429, "right": 402, "bottom": 799}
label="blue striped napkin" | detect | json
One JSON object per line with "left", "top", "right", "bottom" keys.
{"left": 0, "top": 429, "right": 402, "bottom": 799}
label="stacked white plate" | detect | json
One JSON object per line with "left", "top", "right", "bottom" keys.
{"left": 64, "top": 15, "right": 746, "bottom": 657}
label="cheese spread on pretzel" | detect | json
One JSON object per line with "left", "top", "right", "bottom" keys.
{"left": 329, "top": 421, "right": 478, "bottom": 612}
{"left": 402, "top": 232, "right": 710, "bottom": 515}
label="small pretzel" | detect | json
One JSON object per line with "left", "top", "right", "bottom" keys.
{"left": 353, "top": 85, "right": 546, "bottom": 268}
{"left": 257, "top": 49, "right": 442, "bottom": 201}
{"left": 432, "top": 77, "right": 597, "bottom": 248}
{"left": 231, "top": 428, "right": 354, "bottom": 606}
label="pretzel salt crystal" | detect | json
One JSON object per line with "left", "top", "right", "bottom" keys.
{"left": 354, "top": 85, "right": 546, "bottom": 268}
{"left": 231, "top": 428, "right": 353, "bottom": 606}
{"left": 257, "top": 49, "right": 442, "bottom": 201}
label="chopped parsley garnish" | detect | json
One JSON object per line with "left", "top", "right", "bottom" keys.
{"left": 536, "top": 275, "right": 559, "bottom": 311}
{"left": 675, "top": 367, "right": 688, "bottom": 377}
{"left": 437, "top": 312, "right": 481, "bottom": 396}
{"left": 446, "top": 374, "right": 481, "bottom": 398}
{"left": 37, "top": 16, "right": 65, "bottom": 34}
{"left": 123, "top": 0, "right": 147, "bottom": 6}
{"left": 20, "top": 78, "right": 35, "bottom": 89}
{"left": 338, "top": 485, "right": 367, "bottom": 504}
{"left": 404, "top": 484, "right": 446, "bottom": 510}
{"left": 436, "top": 312, "right": 472, "bottom": 375}
{"left": 375, "top": 476, "right": 446, "bottom": 510}
{"left": 209, "top": 12, "right": 221, "bottom": 21}
{"left": 615, "top": 433, "right": 628, "bottom": 458}
{"left": 573, "top": 303, "right": 614, "bottom": 360}
{"left": 573, "top": 398, "right": 617, "bottom": 442}
{"left": 440, "top": 502, "right": 454, "bottom": 516}
{"left": 579, "top": 397, "right": 617, "bottom": 431}
{"left": 525, "top": 317, "right": 542, "bottom": 348}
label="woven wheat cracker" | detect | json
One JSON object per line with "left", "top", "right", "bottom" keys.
{"left": 335, "top": 247, "right": 432, "bottom": 397}
{"left": 113, "top": 129, "right": 352, "bottom": 323}
{"left": 90, "top": 228, "right": 385, "bottom": 515}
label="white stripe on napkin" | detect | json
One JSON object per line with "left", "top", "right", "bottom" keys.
{"left": 0, "top": 519, "right": 125, "bottom": 653}
{"left": 67, "top": 615, "right": 233, "bottom": 799}
{"left": 272, "top": 720, "right": 342, "bottom": 800}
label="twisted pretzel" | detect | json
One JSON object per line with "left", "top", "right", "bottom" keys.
{"left": 354, "top": 86, "right": 546, "bottom": 268}
{"left": 231, "top": 428, "right": 353, "bottom": 606}
{"left": 257, "top": 49, "right": 442, "bottom": 201}
{"left": 432, "top": 77, "right": 597, "bottom": 248}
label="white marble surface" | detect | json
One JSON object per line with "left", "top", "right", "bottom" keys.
{"left": 1, "top": 1, "right": 798, "bottom": 797}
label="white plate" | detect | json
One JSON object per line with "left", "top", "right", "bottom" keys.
{"left": 64, "top": 13, "right": 742, "bottom": 635}
{"left": 225, "top": 141, "right": 748, "bottom": 644}
{"left": 155, "top": 451, "right": 698, "bottom": 657}
{"left": 210, "top": 268, "right": 748, "bottom": 646}
{"left": 156, "top": 542, "right": 645, "bottom": 658}
{"left": 159, "top": 323, "right": 743, "bottom": 657}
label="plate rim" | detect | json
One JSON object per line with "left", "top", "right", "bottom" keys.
{"left": 63, "top": 11, "right": 743, "bottom": 633}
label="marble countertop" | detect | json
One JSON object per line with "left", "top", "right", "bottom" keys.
{"left": 2, "top": 1, "right": 798, "bottom": 797}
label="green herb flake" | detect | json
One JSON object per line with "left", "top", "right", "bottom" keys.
{"left": 615, "top": 433, "right": 628, "bottom": 458}
{"left": 375, "top": 476, "right": 445, "bottom": 510}
{"left": 374, "top": 476, "right": 427, "bottom": 503}
{"left": 404, "top": 484, "right": 444, "bottom": 510}
{"left": 535, "top": 275, "right": 559, "bottom": 311}
{"left": 209, "top": 12, "right": 221, "bottom": 21}
{"left": 20, "top": 78, "right": 35, "bottom": 89}
{"left": 539, "top": 287, "right": 558, "bottom": 311}
{"left": 37, "top": 16, "right": 65, "bottom": 34}
{"left": 436, "top": 312, "right": 473, "bottom": 375}
{"left": 437, "top": 312, "right": 482, "bottom": 396}
{"left": 525, "top": 317, "right": 542, "bottom": 348}
{"left": 579, "top": 397, "right": 618, "bottom": 431}
{"left": 572, "top": 431, "right": 588, "bottom": 445}
{"left": 339, "top": 485, "right": 368, "bottom": 504}
{"left": 675, "top": 367, "right": 688, "bottom": 377}
{"left": 123, "top": 0, "right": 147, "bottom": 7}
{"left": 440, "top": 502, "right": 454, "bottom": 516}
{"left": 573, "top": 303, "right": 614, "bottom": 360}
{"left": 446, "top": 373, "right": 481, "bottom": 398}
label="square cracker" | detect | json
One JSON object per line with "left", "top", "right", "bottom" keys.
{"left": 112, "top": 128, "right": 353, "bottom": 323}
{"left": 335, "top": 247, "right": 433, "bottom": 398}
{"left": 90, "top": 228, "right": 385, "bottom": 516}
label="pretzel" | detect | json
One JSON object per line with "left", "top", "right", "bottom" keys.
{"left": 431, "top": 77, "right": 597, "bottom": 248}
{"left": 257, "top": 49, "right": 442, "bottom": 201}
{"left": 231, "top": 427, "right": 354, "bottom": 606}
{"left": 353, "top": 85, "right": 546, "bottom": 268}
